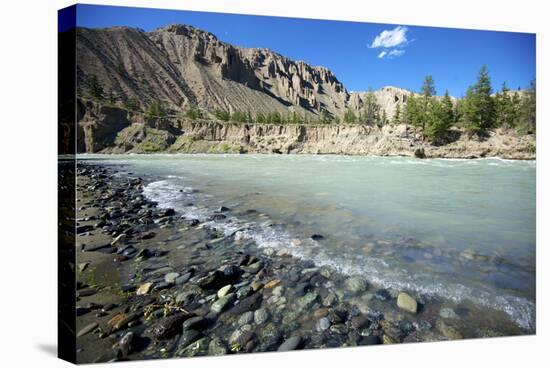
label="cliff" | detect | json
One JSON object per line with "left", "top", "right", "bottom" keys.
{"left": 77, "top": 100, "right": 535, "bottom": 159}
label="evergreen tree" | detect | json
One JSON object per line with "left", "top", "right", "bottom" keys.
{"left": 363, "top": 89, "right": 381, "bottom": 125}
{"left": 425, "top": 90, "right": 453, "bottom": 143}
{"left": 344, "top": 109, "right": 357, "bottom": 124}
{"left": 256, "top": 112, "right": 266, "bottom": 124}
{"left": 495, "top": 82, "right": 515, "bottom": 128}
{"left": 146, "top": 100, "right": 166, "bottom": 118}
{"left": 518, "top": 79, "right": 536, "bottom": 133}
{"left": 404, "top": 94, "right": 421, "bottom": 127}
{"left": 84, "top": 74, "right": 104, "bottom": 100}
{"left": 420, "top": 75, "right": 436, "bottom": 130}
{"left": 185, "top": 107, "right": 203, "bottom": 120}
{"left": 381, "top": 110, "right": 388, "bottom": 125}
{"left": 441, "top": 90, "right": 455, "bottom": 126}
{"left": 462, "top": 65, "right": 495, "bottom": 135}
{"left": 393, "top": 104, "right": 401, "bottom": 124}
{"left": 215, "top": 109, "right": 230, "bottom": 121}
{"left": 320, "top": 110, "right": 333, "bottom": 124}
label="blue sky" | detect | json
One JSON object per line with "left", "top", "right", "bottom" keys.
{"left": 71, "top": 4, "right": 536, "bottom": 97}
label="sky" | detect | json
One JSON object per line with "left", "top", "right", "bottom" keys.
{"left": 69, "top": 4, "right": 536, "bottom": 97}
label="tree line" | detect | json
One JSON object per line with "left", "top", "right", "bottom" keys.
{"left": 83, "top": 67, "right": 536, "bottom": 142}
{"left": 402, "top": 67, "right": 536, "bottom": 142}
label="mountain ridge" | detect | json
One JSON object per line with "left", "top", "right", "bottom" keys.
{"left": 76, "top": 24, "right": 414, "bottom": 120}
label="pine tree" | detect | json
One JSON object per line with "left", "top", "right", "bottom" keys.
{"left": 441, "top": 90, "right": 455, "bottom": 125}
{"left": 363, "top": 88, "right": 380, "bottom": 125}
{"left": 404, "top": 94, "right": 421, "bottom": 127}
{"left": 393, "top": 104, "right": 401, "bottom": 124}
{"left": 84, "top": 74, "right": 104, "bottom": 100}
{"left": 320, "top": 110, "right": 333, "bottom": 124}
{"left": 425, "top": 90, "right": 453, "bottom": 143}
{"left": 256, "top": 112, "right": 266, "bottom": 124}
{"left": 146, "top": 100, "right": 166, "bottom": 118}
{"left": 518, "top": 79, "right": 536, "bottom": 133}
{"left": 495, "top": 82, "right": 514, "bottom": 128}
{"left": 420, "top": 75, "right": 436, "bottom": 130}
{"left": 344, "top": 109, "right": 357, "bottom": 124}
{"left": 462, "top": 65, "right": 495, "bottom": 135}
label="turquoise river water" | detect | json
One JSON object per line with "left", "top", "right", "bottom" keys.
{"left": 82, "top": 154, "right": 536, "bottom": 331}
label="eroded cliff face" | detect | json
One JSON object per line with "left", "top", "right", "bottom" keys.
{"left": 163, "top": 121, "right": 535, "bottom": 159}
{"left": 77, "top": 25, "right": 352, "bottom": 119}
{"left": 77, "top": 101, "right": 534, "bottom": 159}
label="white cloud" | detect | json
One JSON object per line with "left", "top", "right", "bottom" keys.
{"left": 388, "top": 49, "right": 405, "bottom": 58}
{"left": 370, "top": 26, "right": 408, "bottom": 48}
{"left": 370, "top": 26, "right": 410, "bottom": 59}
{"left": 377, "top": 49, "right": 405, "bottom": 59}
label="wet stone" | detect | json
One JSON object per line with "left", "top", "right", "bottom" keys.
{"left": 397, "top": 292, "right": 418, "bottom": 314}
{"left": 278, "top": 336, "right": 302, "bottom": 351}
{"left": 238, "top": 311, "right": 255, "bottom": 326}
{"left": 345, "top": 277, "right": 368, "bottom": 293}
{"left": 182, "top": 316, "right": 207, "bottom": 331}
{"left": 316, "top": 317, "right": 331, "bottom": 332}
{"left": 208, "top": 337, "right": 228, "bottom": 356}
{"left": 211, "top": 293, "right": 236, "bottom": 314}
{"left": 254, "top": 308, "right": 269, "bottom": 324}
{"left": 164, "top": 272, "right": 180, "bottom": 284}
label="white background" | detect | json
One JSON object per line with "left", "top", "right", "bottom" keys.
{"left": 0, "top": 0, "right": 547, "bottom": 366}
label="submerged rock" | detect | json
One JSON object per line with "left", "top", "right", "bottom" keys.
{"left": 208, "top": 337, "right": 228, "bottom": 355}
{"left": 77, "top": 322, "right": 98, "bottom": 337}
{"left": 345, "top": 277, "right": 368, "bottom": 293}
{"left": 211, "top": 293, "right": 236, "bottom": 314}
{"left": 397, "top": 292, "right": 418, "bottom": 314}
{"left": 254, "top": 308, "right": 269, "bottom": 324}
{"left": 278, "top": 336, "right": 302, "bottom": 351}
{"left": 117, "top": 332, "right": 135, "bottom": 356}
{"left": 439, "top": 307, "right": 459, "bottom": 319}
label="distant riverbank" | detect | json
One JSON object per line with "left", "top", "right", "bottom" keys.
{"left": 76, "top": 102, "right": 535, "bottom": 159}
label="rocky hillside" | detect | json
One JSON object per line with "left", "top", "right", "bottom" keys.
{"left": 76, "top": 24, "right": 409, "bottom": 120}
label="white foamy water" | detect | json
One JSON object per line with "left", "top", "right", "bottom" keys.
{"left": 83, "top": 154, "right": 536, "bottom": 331}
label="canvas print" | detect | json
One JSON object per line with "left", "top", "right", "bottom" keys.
{"left": 58, "top": 3, "right": 536, "bottom": 364}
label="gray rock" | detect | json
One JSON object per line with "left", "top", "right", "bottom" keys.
{"left": 254, "top": 308, "right": 269, "bottom": 324}
{"left": 278, "top": 336, "right": 302, "bottom": 351}
{"left": 316, "top": 317, "right": 331, "bottom": 331}
{"left": 182, "top": 316, "right": 207, "bottom": 331}
{"left": 208, "top": 337, "right": 227, "bottom": 356}
{"left": 211, "top": 293, "right": 235, "bottom": 314}
{"left": 175, "top": 272, "right": 192, "bottom": 285}
{"left": 178, "top": 329, "right": 203, "bottom": 350}
{"left": 439, "top": 307, "right": 459, "bottom": 319}
{"left": 297, "top": 292, "right": 318, "bottom": 310}
{"left": 272, "top": 285, "right": 284, "bottom": 297}
{"left": 238, "top": 311, "right": 255, "bottom": 326}
{"left": 350, "top": 315, "right": 370, "bottom": 330}
{"left": 164, "top": 272, "right": 180, "bottom": 284}
{"left": 322, "top": 293, "right": 338, "bottom": 307}
{"left": 118, "top": 331, "right": 135, "bottom": 356}
{"left": 177, "top": 337, "right": 209, "bottom": 357}
{"left": 242, "top": 261, "right": 263, "bottom": 274}
{"left": 228, "top": 292, "right": 263, "bottom": 315}
{"left": 345, "top": 277, "right": 367, "bottom": 293}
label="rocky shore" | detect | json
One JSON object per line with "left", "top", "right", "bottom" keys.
{"left": 73, "top": 163, "right": 525, "bottom": 363}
